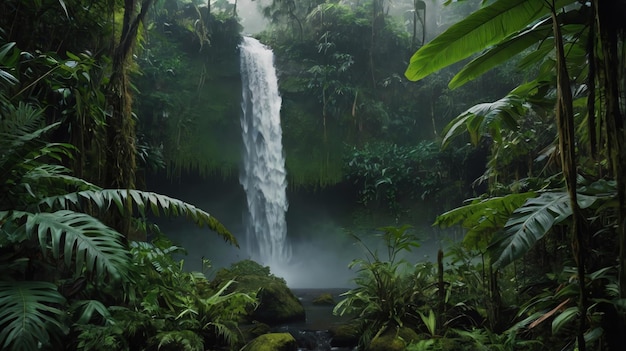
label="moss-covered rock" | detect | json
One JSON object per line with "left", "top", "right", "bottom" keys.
{"left": 311, "top": 292, "right": 335, "bottom": 306}
{"left": 242, "top": 333, "right": 297, "bottom": 351}
{"left": 211, "top": 260, "right": 305, "bottom": 325}
{"left": 368, "top": 327, "right": 419, "bottom": 351}
{"left": 329, "top": 320, "right": 361, "bottom": 348}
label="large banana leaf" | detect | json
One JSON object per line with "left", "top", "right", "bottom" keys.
{"left": 0, "top": 281, "right": 67, "bottom": 351}
{"left": 448, "top": 19, "right": 553, "bottom": 89}
{"left": 40, "top": 189, "right": 237, "bottom": 246}
{"left": 491, "top": 191, "right": 598, "bottom": 268}
{"left": 405, "top": 0, "right": 575, "bottom": 83}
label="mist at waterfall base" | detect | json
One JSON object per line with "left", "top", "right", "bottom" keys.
{"left": 149, "top": 176, "right": 449, "bottom": 289}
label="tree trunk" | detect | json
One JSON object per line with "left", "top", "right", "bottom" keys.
{"left": 551, "top": 5, "right": 587, "bottom": 350}
{"left": 105, "top": 0, "right": 154, "bottom": 234}
{"left": 594, "top": 0, "right": 626, "bottom": 300}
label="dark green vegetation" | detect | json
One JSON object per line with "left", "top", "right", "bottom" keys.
{"left": 1, "top": 0, "right": 626, "bottom": 351}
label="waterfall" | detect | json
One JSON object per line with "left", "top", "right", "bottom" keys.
{"left": 239, "top": 37, "right": 291, "bottom": 267}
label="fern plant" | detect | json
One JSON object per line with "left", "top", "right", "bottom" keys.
{"left": 0, "top": 98, "right": 237, "bottom": 350}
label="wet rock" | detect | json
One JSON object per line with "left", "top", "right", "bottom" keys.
{"left": 329, "top": 320, "right": 360, "bottom": 348}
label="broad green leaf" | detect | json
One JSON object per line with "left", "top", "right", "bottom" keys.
{"left": 434, "top": 193, "right": 535, "bottom": 250}
{"left": 0, "top": 281, "right": 66, "bottom": 351}
{"left": 449, "top": 19, "right": 553, "bottom": 89}
{"left": 551, "top": 306, "right": 578, "bottom": 334}
{"left": 405, "top": 0, "right": 575, "bottom": 82}
{"left": 441, "top": 94, "right": 527, "bottom": 147}
{"left": 17, "top": 210, "right": 130, "bottom": 279}
{"left": 70, "top": 299, "right": 113, "bottom": 325}
{"left": 492, "top": 192, "right": 598, "bottom": 268}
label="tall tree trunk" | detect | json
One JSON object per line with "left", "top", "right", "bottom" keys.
{"left": 551, "top": 5, "right": 587, "bottom": 350}
{"left": 594, "top": 0, "right": 626, "bottom": 300}
{"left": 105, "top": 0, "right": 154, "bottom": 234}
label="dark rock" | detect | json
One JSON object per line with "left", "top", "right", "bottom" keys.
{"left": 329, "top": 320, "right": 360, "bottom": 348}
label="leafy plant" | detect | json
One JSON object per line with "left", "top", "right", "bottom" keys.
{"left": 73, "top": 238, "right": 255, "bottom": 351}
{"left": 334, "top": 225, "right": 425, "bottom": 347}
{"left": 0, "top": 91, "right": 237, "bottom": 350}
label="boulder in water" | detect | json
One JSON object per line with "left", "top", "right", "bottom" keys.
{"left": 211, "top": 260, "right": 305, "bottom": 325}
{"left": 311, "top": 292, "right": 335, "bottom": 306}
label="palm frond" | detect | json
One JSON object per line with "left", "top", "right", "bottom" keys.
{"left": 40, "top": 189, "right": 238, "bottom": 246}
{"left": 7, "top": 210, "right": 131, "bottom": 280}
{"left": 491, "top": 191, "right": 598, "bottom": 268}
{"left": 405, "top": 0, "right": 574, "bottom": 82}
{"left": 0, "top": 281, "right": 67, "bottom": 351}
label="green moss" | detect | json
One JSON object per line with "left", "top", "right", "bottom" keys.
{"left": 243, "top": 333, "right": 297, "bottom": 351}
{"left": 212, "top": 260, "right": 305, "bottom": 324}
{"left": 312, "top": 293, "right": 335, "bottom": 306}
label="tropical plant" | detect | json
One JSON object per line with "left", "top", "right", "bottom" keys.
{"left": 408, "top": 0, "right": 626, "bottom": 348}
{"left": 0, "top": 91, "right": 236, "bottom": 350}
{"left": 334, "top": 225, "right": 428, "bottom": 347}
{"left": 73, "top": 237, "right": 256, "bottom": 351}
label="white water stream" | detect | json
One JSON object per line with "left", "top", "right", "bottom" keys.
{"left": 239, "top": 37, "right": 291, "bottom": 268}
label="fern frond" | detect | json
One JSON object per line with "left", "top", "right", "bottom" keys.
{"left": 155, "top": 330, "right": 203, "bottom": 351}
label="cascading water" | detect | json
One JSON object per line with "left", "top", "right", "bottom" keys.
{"left": 239, "top": 37, "right": 291, "bottom": 268}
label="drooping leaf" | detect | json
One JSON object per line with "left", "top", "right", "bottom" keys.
{"left": 405, "top": 0, "right": 575, "bottom": 82}
{"left": 491, "top": 192, "right": 598, "bottom": 268}
{"left": 10, "top": 210, "right": 131, "bottom": 279}
{"left": 449, "top": 19, "right": 553, "bottom": 89}
{"left": 434, "top": 192, "right": 535, "bottom": 250}
{"left": 0, "top": 281, "right": 67, "bottom": 351}
{"left": 551, "top": 306, "right": 578, "bottom": 334}
{"left": 441, "top": 94, "right": 528, "bottom": 147}
{"left": 40, "top": 189, "right": 237, "bottom": 246}
{"left": 70, "top": 300, "right": 114, "bottom": 325}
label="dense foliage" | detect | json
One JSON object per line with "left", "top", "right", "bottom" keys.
{"left": 2, "top": 0, "right": 626, "bottom": 350}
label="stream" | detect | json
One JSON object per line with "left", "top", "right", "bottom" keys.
{"left": 275, "top": 288, "right": 356, "bottom": 351}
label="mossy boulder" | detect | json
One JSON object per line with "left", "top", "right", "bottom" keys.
{"left": 368, "top": 327, "right": 419, "bottom": 351}
{"left": 312, "top": 292, "right": 335, "bottom": 305}
{"left": 212, "top": 260, "right": 305, "bottom": 325}
{"left": 242, "top": 333, "right": 297, "bottom": 351}
{"left": 329, "top": 320, "right": 361, "bottom": 348}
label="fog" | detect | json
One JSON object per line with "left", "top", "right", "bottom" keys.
{"left": 150, "top": 175, "right": 452, "bottom": 288}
